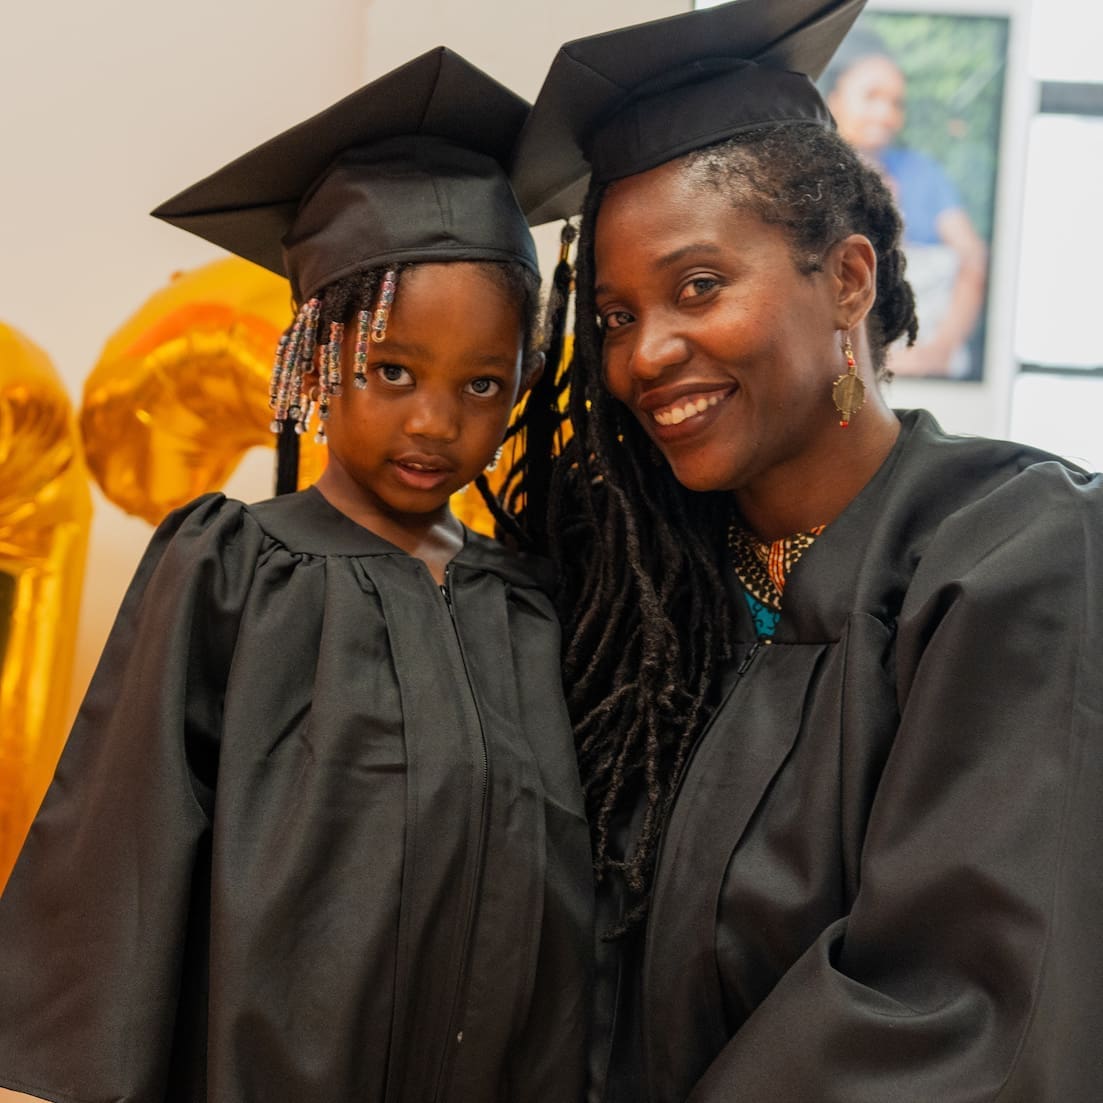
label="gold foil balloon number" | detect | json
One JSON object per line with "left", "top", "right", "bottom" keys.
{"left": 0, "top": 322, "right": 91, "bottom": 887}
{"left": 81, "top": 258, "right": 328, "bottom": 524}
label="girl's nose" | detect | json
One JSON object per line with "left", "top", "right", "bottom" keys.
{"left": 404, "top": 391, "right": 460, "bottom": 442}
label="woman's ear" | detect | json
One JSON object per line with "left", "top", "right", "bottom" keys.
{"left": 831, "top": 234, "right": 877, "bottom": 330}
{"left": 518, "top": 350, "right": 546, "bottom": 402}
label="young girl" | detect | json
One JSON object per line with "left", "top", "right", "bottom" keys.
{"left": 0, "top": 48, "right": 592, "bottom": 1103}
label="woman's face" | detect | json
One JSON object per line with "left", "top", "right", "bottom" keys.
{"left": 826, "top": 55, "right": 906, "bottom": 154}
{"left": 594, "top": 159, "right": 845, "bottom": 497}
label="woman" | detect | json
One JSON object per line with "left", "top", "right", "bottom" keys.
{"left": 822, "top": 27, "right": 989, "bottom": 379}
{"left": 511, "top": 1, "right": 1103, "bottom": 1100}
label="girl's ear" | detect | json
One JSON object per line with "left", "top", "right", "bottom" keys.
{"left": 830, "top": 233, "right": 877, "bottom": 330}
{"left": 518, "top": 350, "right": 546, "bottom": 402}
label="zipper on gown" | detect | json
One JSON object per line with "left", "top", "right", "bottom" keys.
{"left": 431, "top": 561, "right": 492, "bottom": 1101}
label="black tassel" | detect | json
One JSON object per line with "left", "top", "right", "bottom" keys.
{"left": 274, "top": 426, "right": 300, "bottom": 495}
{"left": 517, "top": 221, "right": 576, "bottom": 547}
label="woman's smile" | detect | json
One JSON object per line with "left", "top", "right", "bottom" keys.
{"left": 647, "top": 388, "right": 731, "bottom": 428}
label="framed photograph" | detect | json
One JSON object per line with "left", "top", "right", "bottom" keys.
{"left": 818, "top": 10, "right": 1011, "bottom": 380}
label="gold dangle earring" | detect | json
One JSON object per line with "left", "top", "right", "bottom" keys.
{"left": 832, "top": 331, "right": 866, "bottom": 428}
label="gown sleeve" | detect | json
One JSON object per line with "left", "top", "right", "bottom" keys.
{"left": 0, "top": 494, "right": 260, "bottom": 1103}
{"left": 687, "top": 464, "right": 1103, "bottom": 1102}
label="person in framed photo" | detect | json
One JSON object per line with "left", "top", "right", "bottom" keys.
{"left": 823, "top": 26, "right": 989, "bottom": 379}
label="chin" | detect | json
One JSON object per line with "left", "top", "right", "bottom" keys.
{"left": 664, "top": 457, "right": 735, "bottom": 495}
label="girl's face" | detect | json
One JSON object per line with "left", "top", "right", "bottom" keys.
{"left": 827, "top": 55, "right": 906, "bottom": 154}
{"left": 594, "top": 159, "right": 845, "bottom": 499}
{"left": 320, "top": 262, "right": 527, "bottom": 529}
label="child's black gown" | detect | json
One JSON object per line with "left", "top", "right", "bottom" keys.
{"left": 0, "top": 487, "right": 593, "bottom": 1103}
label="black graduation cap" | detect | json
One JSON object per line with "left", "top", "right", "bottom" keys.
{"left": 511, "top": 0, "right": 867, "bottom": 225}
{"left": 152, "top": 47, "right": 538, "bottom": 302}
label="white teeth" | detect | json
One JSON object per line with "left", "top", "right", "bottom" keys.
{"left": 652, "top": 394, "right": 721, "bottom": 427}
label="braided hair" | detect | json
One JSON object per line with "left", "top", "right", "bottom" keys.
{"left": 531, "top": 121, "right": 918, "bottom": 932}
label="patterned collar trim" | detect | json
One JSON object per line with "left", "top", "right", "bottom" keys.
{"left": 727, "top": 520, "right": 826, "bottom": 612}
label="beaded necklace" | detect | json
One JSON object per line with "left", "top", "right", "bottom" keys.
{"left": 727, "top": 519, "right": 826, "bottom": 637}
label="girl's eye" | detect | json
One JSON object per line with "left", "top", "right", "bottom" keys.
{"left": 377, "top": 364, "right": 412, "bottom": 386}
{"left": 598, "top": 310, "right": 634, "bottom": 331}
{"left": 678, "top": 276, "right": 720, "bottom": 301}
{"left": 465, "top": 377, "right": 502, "bottom": 397}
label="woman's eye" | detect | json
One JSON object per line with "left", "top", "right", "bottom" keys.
{"left": 678, "top": 276, "right": 720, "bottom": 301}
{"left": 465, "top": 377, "right": 502, "bottom": 397}
{"left": 377, "top": 364, "right": 412, "bottom": 385}
{"left": 598, "top": 310, "right": 634, "bottom": 331}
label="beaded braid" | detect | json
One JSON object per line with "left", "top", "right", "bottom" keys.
{"left": 269, "top": 267, "right": 394, "bottom": 449}
{"left": 270, "top": 267, "right": 395, "bottom": 494}
{"left": 526, "top": 122, "right": 920, "bottom": 933}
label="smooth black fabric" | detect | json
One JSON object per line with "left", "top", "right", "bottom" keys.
{"left": 591, "top": 410, "right": 1103, "bottom": 1103}
{"left": 283, "top": 137, "right": 538, "bottom": 302}
{"left": 0, "top": 487, "right": 593, "bottom": 1103}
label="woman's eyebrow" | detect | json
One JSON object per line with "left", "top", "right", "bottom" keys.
{"left": 595, "top": 241, "right": 724, "bottom": 298}
{"left": 655, "top": 242, "right": 723, "bottom": 269}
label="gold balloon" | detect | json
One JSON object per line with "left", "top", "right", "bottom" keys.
{"left": 81, "top": 257, "right": 327, "bottom": 525}
{"left": 0, "top": 322, "right": 92, "bottom": 888}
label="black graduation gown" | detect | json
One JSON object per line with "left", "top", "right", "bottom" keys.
{"left": 592, "top": 410, "right": 1103, "bottom": 1103}
{"left": 0, "top": 487, "right": 593, "bottom": 1103}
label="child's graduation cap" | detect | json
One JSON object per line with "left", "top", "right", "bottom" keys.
{"left": 152, "top": 46, "right": 538, "bottom": 303}
{"left": 511, "top": 0, "right": 866, "bottom": 225}
{"left": 152, "top": 47, "right": 538, "bottom": 494}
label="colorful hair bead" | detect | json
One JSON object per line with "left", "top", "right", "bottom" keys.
{"left": 325, "top": 320, "right": 345, "bottom": 399}
{"left": 370, "top": 268, "right": 398, "bottom": 343}
{"left": 268, "top": 297, "right": 321, "bottom": 434}
{"left": 354, "top": 310, "right": 371, "bottom": 389}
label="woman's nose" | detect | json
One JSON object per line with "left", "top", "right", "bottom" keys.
{"left": 627, "top": 314, "right": 688, "bottom": 381}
